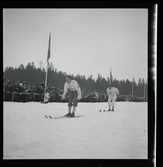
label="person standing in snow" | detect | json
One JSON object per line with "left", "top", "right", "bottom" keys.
{"left": 61, "top": 75, "right": 81, "bottom": 117}
{"left": 106, "top": 85, "right": 119, "bottom": 111}
{"left": 43, "top": 89, "right": 50, "bottom": 103}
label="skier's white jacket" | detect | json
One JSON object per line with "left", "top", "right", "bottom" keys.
{"left": 106, "top": 87, "right": 119, "bottom": 98}
{"left": 62, "top": 80, "right": 81, "bottom": 99}
{"left": 44, "top": 92, "right": 50, "bottom": 102}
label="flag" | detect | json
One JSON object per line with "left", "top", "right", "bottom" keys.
{"left": 132, "top": 76, "right": 134, "bottom": 97}
{"left": 47, "top": 32, "right": 51, "bottom": 61}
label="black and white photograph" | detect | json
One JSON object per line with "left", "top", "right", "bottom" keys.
{"left": 3, "top": 4, "right": 156, "bottom": 165}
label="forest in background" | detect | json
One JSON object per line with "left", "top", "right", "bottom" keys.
{"left": 3, "top": 61, "right": 148, "bottom": 97}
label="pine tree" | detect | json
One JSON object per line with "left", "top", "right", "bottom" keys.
{"left": 3, "top": 62, "right": 148, "bottom": 98}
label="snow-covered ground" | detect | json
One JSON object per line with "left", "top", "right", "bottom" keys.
{"left": 3, "top": 101, "right": 147, "bottom": 159}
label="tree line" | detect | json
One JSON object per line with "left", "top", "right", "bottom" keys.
{"left": 3, "top": 61, "right": 148, "bottom": 97}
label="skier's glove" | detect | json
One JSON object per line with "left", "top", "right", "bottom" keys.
{"left": 77, "top": 97, "right": 81, "bottom": 101}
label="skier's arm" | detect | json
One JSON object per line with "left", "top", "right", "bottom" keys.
{"left": 106, "top": 88, "right": 109, "bottom": 97}
{"left": 116, "top": 89, "right": 119, "bottom": 96}
{"left": 77, "top": 87, "right": 81, "bottom": 100}
{"left": 74, "top": 81, "right": 81, "bottom": 100}
{"left": 61, "top": 83, "right": 68, "bottom": 99}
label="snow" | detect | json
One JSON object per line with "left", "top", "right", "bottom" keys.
{"left": 3, "top": 101, "right": 147, "bottom": 159}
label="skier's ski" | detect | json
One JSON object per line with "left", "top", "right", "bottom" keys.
{"left": 66, "top": 115, "right": 84, "bottom": 118}
{"left": 45, "top": 115, "right": 66, "bottom": 119}
{"left": 45, "top": 115, "right": 84, "bottom": 119}
{"left": 99, "top": 110, "right": 112, "bottom": 112}
{"left": 99, "top": 110, "right": 106, "bottom": 112}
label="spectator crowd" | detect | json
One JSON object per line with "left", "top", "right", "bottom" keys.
{"left": 3, "top": 79, "right": 146, "bottom": 103}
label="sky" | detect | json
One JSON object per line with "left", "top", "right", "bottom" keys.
{"left": 3, "top": 9, "right": 148, "bottom": 82}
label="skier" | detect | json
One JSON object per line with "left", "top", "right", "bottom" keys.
{"left": 43, "top": 89, "right": 50, "bottom": 103}
{"left": 61, "top": 75, "right": 81, "bottom": 117}
{"left": 106, "top": 85, "right": 119, "bottom": 111}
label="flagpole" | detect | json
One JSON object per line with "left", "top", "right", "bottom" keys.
{"left": 144, "top": 80, "right": 146, "bottom": 102}
{"left": 44, "top": 61, "right": 48, "bottom": 90}
{"left": 44, "top": 32, "right": 51, "bottom": 102}
{"left": 110, "top": 67, "right": 112, "bottom": 85}
{"left": 132, "top": 76, "right": 134, "bottom": 97}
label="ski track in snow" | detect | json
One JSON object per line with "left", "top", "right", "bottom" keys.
{"left": 3, "top": 102, "right": 147, "bottom": 159}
